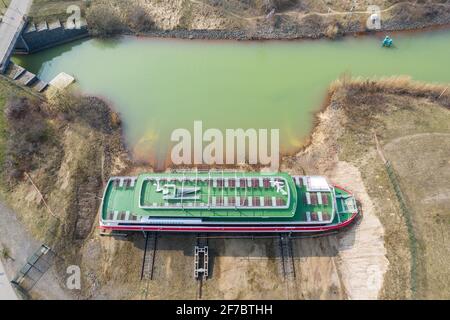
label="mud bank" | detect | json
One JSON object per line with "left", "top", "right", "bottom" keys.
{"left": 85, "top": 1, "right": 450, "bottom": 41}
{"left": 130, "top": 21, "right": 450, "bottom": 41}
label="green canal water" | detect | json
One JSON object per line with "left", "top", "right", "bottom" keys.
{"left": 14, "top": 30, "right": 450, "bottom": 169}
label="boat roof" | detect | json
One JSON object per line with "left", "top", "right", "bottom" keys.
{"left": 305, "top": 176, "right": 331, "bottom": 192}
{"left": 102, "top": 172, "right": 298, "bottom": 219}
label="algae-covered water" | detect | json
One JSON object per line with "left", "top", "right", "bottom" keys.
{"left": 14, "top": 30, "right": 450, "bottom": 168}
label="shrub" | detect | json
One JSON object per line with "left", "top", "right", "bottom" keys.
{"left": 86, "top": 4, "right": 124, "bottom": 37}
{"left": 325, "top": 23, "right": 343, "bottom": 39}
{"left": 126, "top": 6, "right": 154, "bottom": 32}
{"left": 1, "top": 246, "right": 11, "bottom": 260}
{"left": 4, "top": 97, "right": 31, "bottom": 120}
{"left": 110, "top": 111, "right": 121, "bottom": 128}
{"left": 260, "top": 0, "right": 297, "bottom": 13}
{"left": 2, "top": 97, "right": 49, "bottom": 184}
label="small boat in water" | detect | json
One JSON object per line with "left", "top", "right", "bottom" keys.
{"left": 99, "top": 171, "right": 360, "bottom": 233}
{"left": 382, "top": 36, "right": 394, "bottom": 48}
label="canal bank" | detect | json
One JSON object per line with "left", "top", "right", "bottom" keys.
{"left": 81, "top": 0, "right": 450, "bottom": 40}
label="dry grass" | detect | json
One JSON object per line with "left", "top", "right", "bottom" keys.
{"left": 26, "top": 0, "right": 450, "bottom": 37}
{"left": 328, "top": 77, "right": 450, "bottom": 299}
{"left": 330, "top": 75, "right": 450, "bottom": 101}
{"left": 0, "top": 79, "right": 25, "bottom": 166}
{"left": 0, "top": 80, "right": 128, "bottom": 297}
{"left": 384, "top": 134, "right": 450, "bottom": 299}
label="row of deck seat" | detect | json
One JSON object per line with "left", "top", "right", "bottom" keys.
{"left": 144, "top": 195, "right": 287, "bottom": 208}
{"left": 112, "top": 177, "right": 137, "bottom": 189}
{"left": 303, "top": 192, "right": 329, "bottom": 206}
{"left": 210, "top": 195, "right": 286, "bottom": 207}
{"left": 150, "top": 177, "right": 282, "bottom": 189}
{"left": 294, "top": 176, "right": 305, "bottom": 187}
{"left": 306, "top": 211, "right": 331, "bottom": 222}
{"left": 106, "top": 210, "right": 138, "bottom": 221}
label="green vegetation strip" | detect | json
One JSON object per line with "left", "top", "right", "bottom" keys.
{"left": 385, "top": 161, "right": 418, "bottom": 298}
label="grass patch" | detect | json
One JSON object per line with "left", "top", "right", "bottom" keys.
{"left": 0, "top": 245, "right": 11, "bottom": 260}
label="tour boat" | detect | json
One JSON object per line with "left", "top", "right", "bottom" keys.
{"left": 99, "top": 171, "right": 359, "bottom": 233}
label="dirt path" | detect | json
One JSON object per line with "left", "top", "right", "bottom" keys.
{"left": 384, "top": 132, "right": 450, "bottom": 147}
{"left": 188, "top": 0, "right": 450, "bottom": 21}
{"left": 330, "top": 161, "right": 389, "bottom": 299}
{"left": 0, "top": 258, "right": 17, "bottom": 300}
{"left": 0, "top": 198, "right": 73, "bottom": 299}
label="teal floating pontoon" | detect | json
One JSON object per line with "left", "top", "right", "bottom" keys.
{"left": 382, "top": 36, "right": 394, "bottom": 48}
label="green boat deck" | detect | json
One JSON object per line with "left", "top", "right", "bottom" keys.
{"left": 101, "top": 172, "right": 357, "bottom": 224}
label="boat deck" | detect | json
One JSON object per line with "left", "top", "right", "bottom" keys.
{"left": 103, "top": 172, "right": 297, "bottom": 219}
{"left": 140, "top": 176, "right": 291, "bottom": 209}
{"left": 101, "top": 172, "right": 357, "bottom": 225}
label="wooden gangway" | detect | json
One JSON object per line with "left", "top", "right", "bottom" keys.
{"left": 0, "top": 0, "right": 33, "bottom": 73}
{"left": 279, "top": 234, "right": 296, "bottom": 280}
{"left": 140, "top": 232, "right": 157, "bottom": 280}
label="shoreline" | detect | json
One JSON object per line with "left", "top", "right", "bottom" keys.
{"left": 78, "top": 0, "right": 450, "bottom": 42}
{"left": 128, "top": 22, "right": 450, "bottom": 41}
{"left": 14, "top": 21, "right": 450, "bottom": 53}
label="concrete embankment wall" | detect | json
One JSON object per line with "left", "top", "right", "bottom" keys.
{"left": 15, "top": 20, "right": 89, "bottom": 54}
{"left": 2, "top": 62, "right": 49, "bottom": 93}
